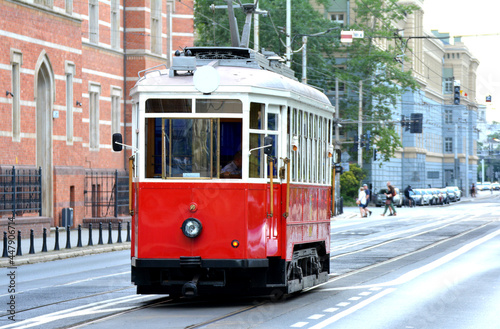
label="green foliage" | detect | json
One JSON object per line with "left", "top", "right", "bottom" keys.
{"left": 193, "top": 0, "right": 339, "bottom": 85}
{"left": 340, "top": 163, "right": 366, "bottom": 201}
{"left": 335, "top": 0, "right": 420, "bottom": 162}
{"left": 193, "top": 0, "right": 420, "bottom": 163}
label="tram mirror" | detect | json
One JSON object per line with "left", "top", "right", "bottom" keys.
{"left": 112, "top": 133, "right": 123, "bottom": 152}
{"left": 263, "top": 136, "right": 274, "bottom": 156}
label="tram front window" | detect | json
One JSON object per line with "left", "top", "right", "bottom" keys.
{"left": 145, "top": 118, "right": 242, "bottom": 179}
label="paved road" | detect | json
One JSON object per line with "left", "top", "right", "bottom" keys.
{"left": 0, "top": 193, "right": 498, "bottom": 328}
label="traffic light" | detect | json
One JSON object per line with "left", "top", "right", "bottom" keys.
{"left": 373, "top": 148, "right": 377, "bottom": 161}
{"left": 401, "top": 115, "right": 410, "bottom": 131}
{"left": 453, "top": 84, "right": 460, "bottom": 105}
{"left": 410, "top": 113, "right": 423, "bottom": 133}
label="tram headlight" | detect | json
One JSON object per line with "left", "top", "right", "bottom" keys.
{"left": 181, "top": 218, "right": 202, "bottom": 238}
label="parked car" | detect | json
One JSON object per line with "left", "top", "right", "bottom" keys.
{"left": 491, "top": 183, "right": 500, "bottom": 190}
{"left": 426, "top": 189, "right": 438, "bottom": 205}
{"left": 413, "top": 189, "right": 427, "bottom": 205}
{"left": 448, "top": 186, "right": 462, "bottom": 200}
{"left": 411, "top": 190, "right": 422, "bottom": 206}
{"left": 446, "top": 187, "right": 457, "bottom": 202}
{"left": 478, "top": 183, "right": 491, "bottom": 191}
{"left": 437, "top": 188, "right": 449, "bottom": 204}
{"left": 375, "top": 188, "right": 402, "bottom": 207}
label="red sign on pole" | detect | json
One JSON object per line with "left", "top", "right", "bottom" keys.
{"left": 341, "top": 31, "right": 353, "bottom": 43}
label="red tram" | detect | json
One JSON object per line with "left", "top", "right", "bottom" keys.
{"left": 114, "top": 46, "right": 335, "bottom": 297}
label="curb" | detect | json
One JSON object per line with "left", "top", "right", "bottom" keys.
{"left": 0, "top": 242, "right": 131, "bottom": 267}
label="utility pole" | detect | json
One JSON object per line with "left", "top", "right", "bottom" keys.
{"left": 301, "top": 36, "right": 307, "bottom": 84}
{"left": 286, "top": 0, "right": 291, "bottom": 67}
{"left": 465, "top": 121, "right": 469, "bottom": 196}
{"left": 358, "top": 80, "right": 363, "bottom": 167}
{"left": 454, "top": 123, "right": 458, "bottom": 187}
{"left": 253, "top": 1, "right": 259, "bottom": 51}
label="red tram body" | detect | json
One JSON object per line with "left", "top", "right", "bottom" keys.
{"left": 121, "top": 46, "right": 335, "bottom": 297}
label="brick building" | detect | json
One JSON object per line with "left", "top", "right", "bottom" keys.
{"left": 0, "top": 0, "right": 194, "bottom": 233}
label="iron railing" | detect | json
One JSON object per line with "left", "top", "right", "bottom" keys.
{"left": 0, "top": 166, "right": 42, "bottom": 217}
{"left": 84, "top": 170, "right": 129, "bottom": 218}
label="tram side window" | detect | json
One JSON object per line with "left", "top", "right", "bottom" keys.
{"left": 220, "top": 119, "right": 243, "bottom": 178}
{"left": 249, "top": 103, "right": 264, "bottom": 178}
{"left": 145, "top": 118, "right": 218, "bottom": 178}
{"left": 145, "top": 117, "right": 242, "bottom": 179}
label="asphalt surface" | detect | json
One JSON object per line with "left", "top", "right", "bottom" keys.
{"left": 0, "top": 192, "right": 488, "bottom": 268}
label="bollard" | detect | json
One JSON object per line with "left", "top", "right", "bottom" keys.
{"left": 126, "top": 221, "right": 131, "bottom": 242}
{"left": 117, "top": 222, "right": 122, "bottom": 243}
{"left": 16, "top": 230, "right": 22, "bottom": 256}
{"left": 98, "top": 222, "right": 103, "bottom": 245}
{"left": 77, "top": 225, "right": 82, "bottom": 247}
{"left": 2, "top": 232, "right": 8, "bottom": 258}
{"left": 108, "top": 222, "right": 113, "bottom": 244}
{"left": 42, "top": 228, "right": 48, "bottom": 252}
{"left": 54, "top": 227, "right": 60, "bottom": 251}
{"left": 65, "top": 225, "right": 71, "bottom": 249}
{"left": 29, "top": 229, "right": 35, "bottom": 254}
{"left": 88, "top": 223, "right": 93, "bottom": 246}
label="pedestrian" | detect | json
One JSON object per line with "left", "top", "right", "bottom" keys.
{"left": 363, "top": 184, "right": 373, "bottom": 216}
{"left": 471, "top": 184, "right": 476, "bottom": 198}
{"left": 404, "top": 185, "right": 414, "bottom": 207}
{"left": 357, "top": 186, "right": 367, "bottom": 218}
{"left": 381, "top": 181, "right": 397, "bottom": 216}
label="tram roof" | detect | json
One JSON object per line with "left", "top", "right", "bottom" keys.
{"left": 131, "top": 47, "right": 334, "bottom": 111}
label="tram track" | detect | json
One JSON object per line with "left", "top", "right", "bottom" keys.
{"left": 5, "top": 208, "right": 497, "bottom": 329}
{"left": 330, "top": 215, "right": 487, "bottom": 259}
{"left": 331, "top": 212, "right": 483, "bottom": 252}
{"left": 0, "top": 287, "right": 135, "bottom": 320}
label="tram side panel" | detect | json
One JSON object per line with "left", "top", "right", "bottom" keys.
{"left": 285, "top": 184, "right": 331, "bottom": 261}
{"left": 135, "top": 182, "right": 253, "bottom": 259}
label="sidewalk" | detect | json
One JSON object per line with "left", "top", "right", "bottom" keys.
{"left": 0, "top": 226, "right": 130, "bottom": 267}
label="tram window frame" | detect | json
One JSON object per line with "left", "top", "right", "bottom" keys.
{"left": 145, "top": 99, "right": 192, "bottom": 113}
{"left": 144, "top": 117, "right": 242, "bottom": 179}
{"left": 248, "top": 102, "right": 279, "bottom": 179}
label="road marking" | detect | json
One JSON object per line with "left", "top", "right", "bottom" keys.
{"left": 290, "top": 322, "right": 309, "bottom": 327}
{"left": 60, "top": 271, "right": 129, "bottom": 286}
{"left": 0, "top": 294, "right": 153, "bottom": 329}
{"left": 322, "top": 228, "right": 500, "bottom": 291}
{"left": 348, "top": 297, "right": 361, "bottom": 301}
{"left": 323, "top": 308, "right": 338, "bottom": 313}
{"left": 335, "top": 302, "right": 350, "bottom": 307}
{"left": 307, "top": 288, "right": 396, "bottom": 329}
{"left": 308, "top": 314, "right": 325, "bottom": 320}
{"left": 359, "top": 292, "right": 372, "bottom": 296}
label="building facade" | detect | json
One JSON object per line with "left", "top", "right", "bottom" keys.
{"left": 319, "top": 0, "right": 480, "bottom": 195}
{"left": 0, "top": 0, "right": 194, "bottom": 230}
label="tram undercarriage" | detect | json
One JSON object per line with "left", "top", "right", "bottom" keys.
{"left": 132, "top": 245, "right": 329, "bottom": 297}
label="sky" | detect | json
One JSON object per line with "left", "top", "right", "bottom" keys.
{"left": 422, "top": 0, "right": 500, "bottom": 121}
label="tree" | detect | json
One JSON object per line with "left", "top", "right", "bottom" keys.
{"left": 336, "top": 0, "right": 420, "bottom": 163}
{"left": 193, "top": 0, "right": 420, "bottom": 162}
{"left": 340, "top": 164, "right": 366, "bottom": 201}
{"left": 193, "top": 0, "right": 339, "bottom": 90}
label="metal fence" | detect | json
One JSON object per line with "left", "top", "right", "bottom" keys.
{"left": 84, "top": 170, "right": 129, "bottom": 218}
{"left": 0, "top": 166, "right": 42, "bottom": 217}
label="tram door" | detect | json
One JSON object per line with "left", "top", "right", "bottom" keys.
{"left": 249, "top": 103, "right": 281, "bottom": 256}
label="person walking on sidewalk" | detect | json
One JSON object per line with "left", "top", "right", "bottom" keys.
{"left": 363, "top": 184, "right": 373, "bottom": 216}
{"left": 357, "top": 187, "right": 367, "bottom": 218}
{"left": 404, "top": 185, "right": 414, "bottom": 207}
{"left": 381, "top": 181, "right": 397, "bottom": 216}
